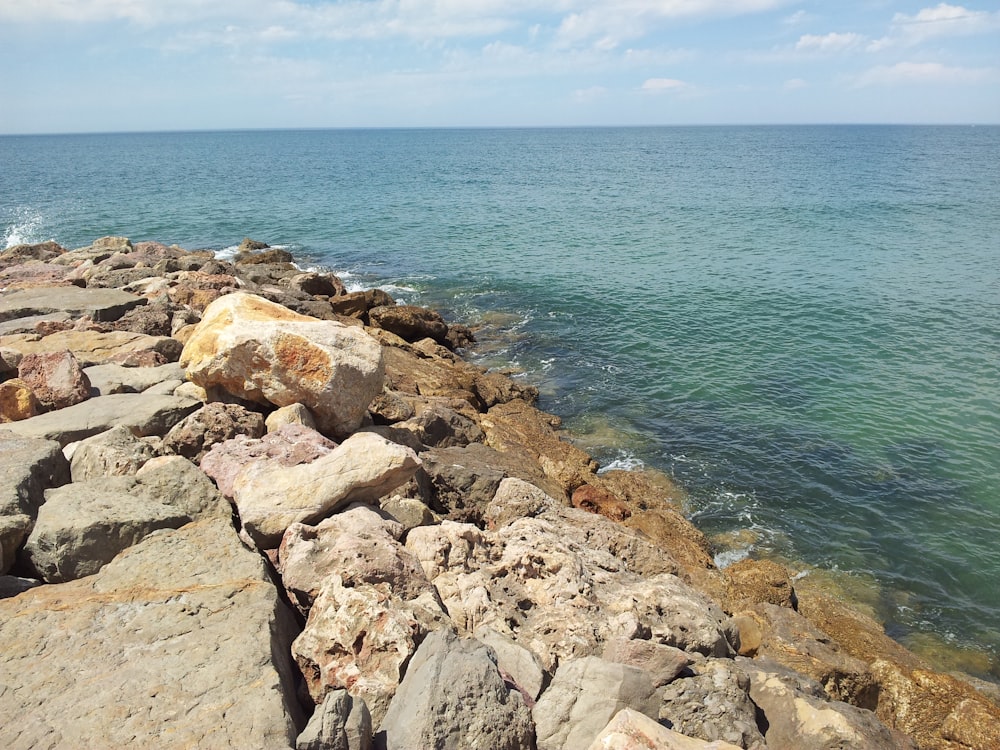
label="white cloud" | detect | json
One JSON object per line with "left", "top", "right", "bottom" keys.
{"left": 782, "top": 10, "right": 809, "bottom": 26}
{"left": 572, "top": 85, "right": 607, "bottom": 103}
{"left": 641, "top": 77, "right": 688, "bottom": 93}
{"left": 868, "top": 3, "right": 1000, "bottom": 51}
{"left": 784, "top": 77, "right": 807, "bottom": 90}
{"left": 795, "top": 32, "right": 865, "bottom": 53}
{"left": 853, "top": 61, "right": 996, "bottom": 87}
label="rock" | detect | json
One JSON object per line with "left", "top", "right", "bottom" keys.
{"left": 369, "top": 304, "right": 449, "bottom": 346}
{"left": 278, "top": 503, "right": 434, "bottom": 609}
{"left": 0, "top": 311, "right": 72, "bottom": 337}
{"left": 743, "top": 661, "right": 912, "bottom": 750}
{"left": 658, "top": 659, "right": 766, "bottom": 749}
{"left": 572, "top": 483, "right": 632, "bottom": 521}
{"left": 2, "top": 392, "right": 199, "bottom": 446}
{"left": 230, "top": 431, "right": 421, "bottom": 548}
{"left": 0, "top": 285, "right": 145, "bottom": 323}
{"left": 166, "top": 271, "right": 241, "bottom": 310}
{"left": 109, "top": 299, "right": 176, "bottom": 336}
{"left": 291, "top": 574, "right": 449, "bottom": 726}
{"left": 533, "top": 656, "right": 661, "bottom": 750}
{"left": 328, "top": 289, "right": 395, "bottom": 320}
{"left": 476, "top": 625, "right": 548, "bottom": 703}
{"left": 378, "top": 494, "right": 438, "bottom": 531}
{"left": 724, "top": 558, "right": 797, "bottom": 610}
{"left": 162, "top": 402, "right": 266, "bottom": 461}
{"left": 587, "top": 709, "right": 745, "bottom": 750}
{"left": 0, "top": 261, "right": 76, "bottom": 290}
{"left": 297, "top": 690, "right": 372, "bottom": 750}
{"left": 18, "top": 477, "right": 190, "bottom": 582}
{"left": 284, "top": 272, "right": 346, "bottom": 299}
{"left": 134, "top": 455, "right": 233, "bottom": 520}
{"left": 0, "top": 574, "right": 42, "bottom": 598}
{"left": 84, "top": 361, "right": 186, "bottom": 395}
{"left": 0, "top": 519, "right": 304, "bottom": 749}
{"left": 378, "top": 629, "right": 535, "bottom": 750}
{"left": 181, "top": 292, "right": 385, "bottom": 437}
{"left": 200, "top": 424, "right": 338, "bottom": 497}
{"left": 602, "top": 638, "right": 690, "bottom": 687}
{"left": 387, "top": 401, "right": 484, "bottom": 450}
{"left": 17, "top": 350, "right": 91, "bottom": 410}
{"left": 0, "top": 377, "right": 39, "bottom": 422}
{"left": 69, "top": 424, "right": 156, "bottom": 481}
{"left": 1, "top": 329, "right": 182, "bottom": 367}
{"left": 0, "top": 240, "right": 67, "bottom": 267}
{"left": 266, "top": 402, "right": 318, "bottom": 432}
{"left": 473, "top": 371, "right": 539, "bottom": 408}
{"left": 236, "top": 247, "right": 293, "bottom": 265}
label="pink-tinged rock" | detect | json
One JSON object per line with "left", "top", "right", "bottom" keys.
{"left": 200, "top": 424, "right": 338, "bottom": 498}
{"left": 231, "top": 431, "right": 421, "bottom": 548}
{"left": 180, "top": 292, "right": 385, "bottom": 437}
{"left": 17, "top": 350, "right": 91, "bottom": 411}
{"left": 585, "top": 709, "right": 744, "bottom": 750}
{"left": 162, "top": 402, "right": 265, "bottom": 462}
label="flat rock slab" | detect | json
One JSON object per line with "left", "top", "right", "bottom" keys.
{"left": 0, "top": 519, "right": 304, "bottom": 749}
{"left": 0, "top": 329, "right": 181, "bottom": 367}
{"left": 0, "top": 286, "right": 145, "bottom": 323}
{"left": 0, "top": 311, "right": 72, "bottom": 336}
{"left": 84, "top": 361, "right": 186, "bottom": 395}
{"left": 2, "top": 392, "right": 199, "bottom": 446}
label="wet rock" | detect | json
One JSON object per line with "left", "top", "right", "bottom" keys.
{"left": 163, "top": 402, "right": 265, "bottom": 461}
{"left": 378, "top": 628, "right": 535, "bottom": 750}
{"left": 297, "top": 689, "right": 372, "bottom": 750}
{"left": 17, "top": 350, "right": 91, "bottom": 411}
{"left": 181, "top": 292, "right": 384, "bottom": 437}
{"left": 473, "top": 371, "right": 539, "bottom": 408}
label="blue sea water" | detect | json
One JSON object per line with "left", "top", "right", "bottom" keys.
{"left": 3, "top": 126, "right": 999, "bottom": 675}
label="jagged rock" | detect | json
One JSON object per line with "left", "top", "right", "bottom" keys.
{"left": 284, "top": 272, "right": 346, "bottom": 299}
{"left": 232, "top": 431, "right": 420, "bottom": 548}
{"left": 181, "top": 292, "right": 384, "bottom": 437}
{"left": 369, "top": 304, "right": 449, "bottom": 346}
{"left": 0, "top": 285, "right": 144, "bottom": 323}
{"left": 69, "top": 424, "right": 156, "bottom": 481}
{"left": 200, "top": 424, "right": 338, "bottom": 497}
{"left": 278, "top": 503, "right": 434, "bottom": 609}
{"left": 378, "top": 629, "right": 535, "bottom": 750}
{"left": 587, "top": 708, "right": 744, "bottom": 750}
{"left": 602, "top": 638, "right": 690, "bottom": 688}
{"left": 386, "top": 401, "right": 484, "bottom": 450}
{"left": 297, "top": 689, "right": 372, "bottom": 750}
{"left": 475, "top": 625, "right": 548, "bottom": 704}
{"left": 2, "top": 392, "right": 199, "bottom": 446}
{"left": 162, "top": 402, "right": 265, "bottom": 461}
{"left": 533, "top": 656, "right": 661, "bottom": 750}
{"left": 381, "top": 343, "right": 479, "bottom": 405}
{"left": 0, "top": 377, "right": 39, "bottom": 422}
{"left": 1, "top": 329, "right": 182, "bottom": 367}
{"left": 379, "top": 493, "right": 438, "bottom": 531}
{"left": 658, "top": 659, "right": 766, "bottom": 749}
{"left": 0, "top": 240, "right": 67, "bottom": 268}
{"left": 166, "top": 271, "right": 240, "bottom": 310}
{"left": 368, "top": 389, "right": 416, "bottom": 424}
{"left": 0, "top": 519, "right": 304, "bottom": 749}
{"left": 109, "top": 299, "right": 176, "bottom": 336}
{"left": 328, "top": 288, "right": 395, "bottom": 320}
{"left": 743, "top": 661, "right": 913, "bottom": 750}
{"left": 18, "top": 477, "right": 190, "bottom": 582}
{"left": 291, "top": 574, "right": 450, "bottom": 726}
{"left": 17, "top": 349, "right": 91, "bottom": 410}
{"left": 724, "top": 558, "right": 797, "bottom": 610}
{"left": 473, "top": 371, "right": 539, "bottom": 408}
{"left": 266, "top": 402, "right": 318, "bottom": 432}
{"left": 572, "top": 483, "right": 632, "bottom": 521}
{"left": 236, "top": 247, "right": 293, "bottom": 265}
{"left": 84, "top": 361, "right": 186, "bottom": 395}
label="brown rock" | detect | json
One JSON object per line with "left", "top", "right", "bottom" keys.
{"left": 369, "top": 304, "right": 449, "bottom": 346}
{"left": 0, "top": 241, "right": 67, "bottom": 268}
{"left": 724, "top": 558, "right": 798, "bottom": 610}
{"left": 163, "top": 402, "right": 266, "bottom": 461}
{"left": 17, "top": 350, "right": 91, "bottom": 411}
{"left": 572, "top": 483, "right": 632, "bottom": 521}
{"left": 0, "top": 378, "right": 39, "bottom": 422}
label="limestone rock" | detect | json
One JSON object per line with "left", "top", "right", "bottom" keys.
{"left": 473, "top": 370, "right": 539, "bottom": 408}
{"left": 572, "top": 483, "right": 633, "bottom": 521}
{"left": 533, "top": 656, "right": 661, "bottom": 750}
{"left": 266, "top": 402, "right": 318, "bottom": 432}
{"left": 0, "top": 377, "right": 39, "bottom": 422}
{"left": 602, "top": 638, "right": 690, "bottom": 688}
{"left": 297, "top": 690, "right": 372, "bottom": 750}
{"left": 0, "top": 519, "right": 304, "bottom": 749}
{"left": 84, "top": 361, "right": 186, "bottom": 395}
{"left": 378, "top": 629, "right": 535, "bottom": 750}
{"left": 2, "top": 392, "right": 199, "bottom": 446}
{"left": 1, "top": 329, "right": 182, "bottom": 367}
{"left": 587, "top": 709, "right": 744, "bottom": 750}
{"left": 134, "top": 455, "right": 233, "bottom": 521}
{"left": 163, "top": 401, "right": 265, "bottom": 461}
{"left": 180, "top": 292, "right": 385, "bottom": 437}
{"left": 284, "top": 271, "right": 346, "bottom": 299}
{"left": 724, "top": 558, "right": 797, "bottom": 610}
{"left": 382, "top": 401, "right": 485, "bottom": 450}
{"left": 69, "top": 424, "right": 156, "bottom": 481}
{"left": 0, "top": 285, "right": 144, "bottom": 323}
{"left": 18, "top": 478, "right": 190, "bottom": 582}
{"left": 230, "top": 431, "right": 421, "bottom": 548}
{"left": 476, "top": 625, "right": 548, "bottom": 703}
{"left": 17, "top": 349, "right": 91, "bottom": 410}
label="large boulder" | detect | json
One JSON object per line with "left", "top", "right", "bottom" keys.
{"left": 0, "top": 519, "right": 304, "bottom": 749}
{"left": 83, "top": 361, "right": 187, "bottom": 395}
{"left": 296, "top": 689, "right": 371, "bottom": 750}
{"left": 180, "top": 292, "right": 384, "bottom": 437}
{"left": 377, "top": 628, "right": 535, "bottom": 750}
{"left": 368, "top": 304, "right": 449, "bottom": 346}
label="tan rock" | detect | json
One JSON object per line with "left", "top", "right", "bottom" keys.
{"left": 181, "top": 292, "right": 384, "bottom": 437}
{"left": 0, "top": 329, "right": 181, "bottom": 367}
{"left": 724, "top": 558, "right": 798, "bottom": 610}
{"left": 0, "top": 378, "right": 39, "bottom": 422}
{"left": 586, "top": 708, "right": 744, "bottom": 750}
{"left": 266, "top": 402, "right": 318, "bottom": 432}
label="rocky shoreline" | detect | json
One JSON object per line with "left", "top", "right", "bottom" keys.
{"left": 1, "top": 235, "right": 998, "bottom": 749}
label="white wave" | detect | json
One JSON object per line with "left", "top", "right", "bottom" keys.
{"left": 3, "top": 208, "right": 45, "bottom": 249}
{"left": 597, "top": 454, "right": 646, "bottom": 474}
{"left": 714, "top": 547, "right": 751, "bottom": 569}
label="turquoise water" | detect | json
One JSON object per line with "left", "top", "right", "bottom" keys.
{"left": 3, "top": 127, "right": 999, "bottom": 674}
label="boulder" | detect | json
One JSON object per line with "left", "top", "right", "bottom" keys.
{"left": 0, "top": 377, "right": 39, "bottom": 422}
{"left": 229, "top": 431, "right": 421, "bottom": 548}
{"left": 17, "top": 350, "right": 91, "bottom": 410}
{"left": 0, "top": 519, "right": 304, "bottom": 749}
{"left": 368, "top": 304, "right": 449, "bottom": 346}
{"left": 84, "top": 361, "right": 186, "bottom": 395}
{"left": 0, "top": 574, "right": 42, "bottom": 599}
{"left": 297, "top": 690, "right": 372, "bottom": 750}
{"left": 181, "top": 292, "right": 385, "bottom": 437}
{"left": 475, "top": 625, "right": 548, "bottom": 704}
{"left": 69, "top": 424, "right": 156, "bottom": 481}
{"left": 572, "top": 483, "right": 632, "bottom": 521}
{"left": 134, "top": 455, "right": 233, "bottom": 521}
{"left": 587, "top": 709, "right": 745, "bottom": 750}
{"left": 533, "top": 656, "right": 661, "bottom": 750}
{"left": 284, "top": 271, "right": 346, "bottom": 299}
{"left": 18, "top": 478, "right": 190, "bottom": 582}
{"left": 377, "top": 629, "right": 535, "bottom": 750}
{"left": 162, "top": 402, "right": 265, "bottom": 461}
{"left": 0, "top": 311, "right": 72, "bottom": 336}
{"left": 0, "top": 329, "right": 182, "bottom": 367}
{"left": 0, "top": 285, "right": 144, "bottom": 323}
{"left": 266, "top": 402, "right": 318, "bottom": 432}
{"left": 0, "top": 240, "right": 67, "bottom": 268}
{"left": 385, "top": 400, "right": 484, "bottom": 450}
{"left": 724, "top": 558, "right": 797, "bottom": 610}
{"left": 2, "top": 392, "right": 199, "bottom": 446}
{"left": 602, "top": 638, "right": 690, "bottom": 688}
{"left": 0, "top": 262, "right": 75, "bottom": 290}
{"left": 166, "top": 271, "right": 240, "bottom": 310}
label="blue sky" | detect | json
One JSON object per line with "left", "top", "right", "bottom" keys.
{"left": 1, "top": 1, "right": 998, "bottom": 133}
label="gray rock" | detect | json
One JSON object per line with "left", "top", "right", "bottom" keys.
{"left": 297, "top": 690, "right": 372, "bottom": 750}
{"left": 0, "top": 311, "right": 72, "bottom": 336}
{"left": 378, "top": 629, "right": 534, "bottom": 750}
{"left": 602, "top": 638, "right": 690, "bottom": 688}
{"left": 658, "top": 659, "right": 766, "bottom": 750}
{"left": 0, "top": 518, "right": 304, "bottom": 749}
{"left": 387, "top": 402, "right": 484, "bottom": 450}
{"left": 532, "top": 655, "right": 661, "bottom": 750}
{"left": 84, "top": 361, "right": 186, "bottom": 395}
{"left": 475, "top": 625, "right": 548, "bottom": 703}
{"left": 0, "top": 285, "right": 145, "bottom": 323}
{"left": 69, "top": 424, "right": 157, "bottom": 481}
{"left": 162, "top": 401, "right": 266, "bottom": 461}
{"left": 0, "top": 574, "right": 42, "bottom": 598}
{"left": 18, "top": 478, "right": 190, "bottom": 582}
{"left": 2, "top": 392, "right": 199, "bottom": 445}
{"left": 134, "top": 455, "right": 233, "bottom": 521}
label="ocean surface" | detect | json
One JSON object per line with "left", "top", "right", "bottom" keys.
{"left": 3, "top": 126, "right": 999, "bottom": 677}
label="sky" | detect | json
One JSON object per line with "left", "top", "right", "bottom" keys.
{"left": 1, "top": 1, "right": 998, "bottom": 133}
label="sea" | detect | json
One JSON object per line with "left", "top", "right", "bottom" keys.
{"left": 2, "top": 126, "right": 998, "bottom": 679}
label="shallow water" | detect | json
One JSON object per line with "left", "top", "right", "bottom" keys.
{"left": 3, "top": 125, "right": 998, "bottom": 677}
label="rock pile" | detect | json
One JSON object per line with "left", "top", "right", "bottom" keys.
{"left": 1, "top": 236, "right": 998, "bottom": 749}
